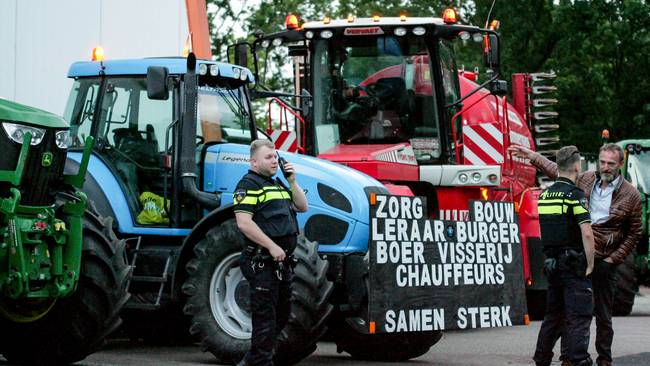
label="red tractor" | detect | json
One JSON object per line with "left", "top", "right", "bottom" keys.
{"left": 234, "top": 9, "right": 560, "bottom": 318}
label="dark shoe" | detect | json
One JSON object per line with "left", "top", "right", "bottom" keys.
{"left": 596, "top": 360, "right": 612, "bottom": 366}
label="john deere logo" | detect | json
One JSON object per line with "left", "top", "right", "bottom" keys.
{"left": 41, "top": 152, "right": 53, "bottom": 167}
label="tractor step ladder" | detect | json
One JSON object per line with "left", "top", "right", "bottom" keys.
{"left": 125, "top": 236, "right": 173, "bottom": 310}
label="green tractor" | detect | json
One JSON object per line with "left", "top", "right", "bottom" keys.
{"left": 0, "top": 98, "right": 130, "bottom": 364}
{"left": 612, "top": 139, "right": 650, "bottom": 316}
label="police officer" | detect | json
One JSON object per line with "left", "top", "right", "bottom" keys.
{"left": 234, "top": 139, "right": 308, "bottom": 366}
{"left": 532, "top": 146, "right": 595, "bottom": 366}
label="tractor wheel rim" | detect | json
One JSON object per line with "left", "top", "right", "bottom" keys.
{"left": 0, "top": 297, "right": 57, "bottom": 323}
{"left": 209, "top": 252, "right": 251, "bottom": 339}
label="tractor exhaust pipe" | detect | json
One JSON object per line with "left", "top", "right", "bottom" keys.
{"left": 179, "top": 53, "right": 221, "bottom": 210}
{"left": 181, "top": 173, "right": 220, "bottom": 209}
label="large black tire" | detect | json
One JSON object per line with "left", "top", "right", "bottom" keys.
{"left": 613, "top": 253, "right": 638, "bottom": 316}
{"left": 182, "top": 219, "right": 333, "bottom": 365}
{"left": 0, "top": 200, "right": 131, "bottom": 365}
{"left": 330, "top": 313, "right": 442, "bottom": 361}
{"left": 526, "top": 289, "right": 548, "bottom": 321}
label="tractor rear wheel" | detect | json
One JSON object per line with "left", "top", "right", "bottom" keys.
{"left": 0, "top": 199, "right": 131, "bottom": 365}
{"left": 613, "top": 253, "right": 638, "bottom": 316}
{"left": 182, "top": 219, "right": 333, "bottom": 365}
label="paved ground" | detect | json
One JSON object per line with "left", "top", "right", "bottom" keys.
{"left": 3, "top": 288, "right": 650, "bottom": 365}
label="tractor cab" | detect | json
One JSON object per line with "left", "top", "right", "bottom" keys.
{"left": 64, "top": 56, "right": 256, "bottom": 228}
{"left": 232, "top": 11, "right": 519, "bottom": 212}
{"left": 242, "top": 14, "right": 494, "bottom": 165}
{"left": 311, "top": 36, "right": 443, "bottom": 162}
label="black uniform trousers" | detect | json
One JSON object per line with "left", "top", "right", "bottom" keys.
{"left": 559, "top": 258, "right": 619, "bottom": 364}
{"left": 533, "top": 261, "right": 593, "bottom": 366}
{"left": 240, "top": 252, "right": 293, "bottom": 366}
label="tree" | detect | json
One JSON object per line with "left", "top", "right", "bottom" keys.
{"left": 207, "top": 0, "right": 650, "bottom": 151}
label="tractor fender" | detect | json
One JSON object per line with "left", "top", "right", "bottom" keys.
{"left": 171, "top": 204, "right": 235, "bottom": 298}
{"left": 64, "top": 157, "right": 116, "bottom": 222}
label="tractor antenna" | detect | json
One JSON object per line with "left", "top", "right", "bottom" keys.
{"left": 484, "top": 0, "right": 497, "bottom": 29}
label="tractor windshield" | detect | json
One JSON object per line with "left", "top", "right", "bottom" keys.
{"left": 64, "top": 77, "right": 253, "bottom": 149}
{"left": 197, "top": 85, "right": 252, "bottom": 145}
{"left": 63, "top": 76, "right": 252, "bottom": 217}
{"left": 312, "top": 36, "right": 442, "bottom": 161}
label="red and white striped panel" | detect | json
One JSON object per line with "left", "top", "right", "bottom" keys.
{"left": 439, "top": 209, "right": 470, "bottom": 221}
{"left": 462, "top": 123, "right": 504, "bottom": 165}
{"left": 268, "top": 129, "right": 298, "bottom": 152}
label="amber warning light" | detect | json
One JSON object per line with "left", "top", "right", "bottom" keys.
{"left": 602, "top": 129, "right": 610, "bottom": 140}
{"left": 285, "top": 14, "right": 300, "bottom": 30}
{"left": 91, "top": 46, "right": 105, "bottom": 62}
{"left": 442, "top": 8, "right": 458, "bottom": 24}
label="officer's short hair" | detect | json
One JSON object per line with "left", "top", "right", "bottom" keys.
{"left": 556, "top": 145, "right": 581, "bottom": 172}
{"left": 599, "top": 143, "right": 624, "bottom": 162}
{"left": 250, "top": 139, "right": 275, "bottom": 158}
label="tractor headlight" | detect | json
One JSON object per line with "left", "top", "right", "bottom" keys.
{"left": 2, "top": 122, "right": 45, "bottom": 145}
{"left": 55, "top": 130, "right": 71, "bottom": 149}
{"left": 232, "top": 67, "right": 242, "bottom": 79}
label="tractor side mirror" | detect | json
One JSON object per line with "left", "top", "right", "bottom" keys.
{"left": 484, "top": 34, "right": 500, "bottom": 69}
{"left": 488, "top": 79, "right": 508, "bottom": 96}
{"left": 234, "top": 43, "right": 249, "bottom": 68}
{"left": 147, "top": 66, "right": 169, "bottom": 100}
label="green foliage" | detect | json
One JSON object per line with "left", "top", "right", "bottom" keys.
{"left": 207, "top": 0, "right": 650, "bottom": 153}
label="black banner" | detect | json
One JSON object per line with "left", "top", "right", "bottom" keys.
{"left": 369, "top": 195, "right": 527, "bottom": 333}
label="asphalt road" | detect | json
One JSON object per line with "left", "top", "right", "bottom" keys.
{"left": 3, "top": 288, "right": 650, "bottom": 366}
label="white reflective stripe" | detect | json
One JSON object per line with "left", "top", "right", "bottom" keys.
{"left": 489, "top": 101, "right": 523, "bottom": 126}
{"left": 463, "top": 145, "right": 486, "bottom": 165}
{"left": 507, "top": 108, "right": 524, "bottom": 126}
{"left": 510, "top": 130, "right": 531, "bottom": 148}
{"left": 278, "top": 133, "right": 296, "bottom": 151}
{"left": 271, "top": 130, "right": 297, "bottom": 152}
{"left": 481, "top": 123, "right": 504, "bottom": 145}
{"left": 270, "top": 130, "right": 282, "bottom": 140}
{"left": 464, "top": 126, "right": 504, "bottom": 162}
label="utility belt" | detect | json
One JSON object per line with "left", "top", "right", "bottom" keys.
{"left": 243, "top": 245, "right": 298, "bottom": 280}
{"left": 543, "top": 248, "right": 588, "bottom": 278}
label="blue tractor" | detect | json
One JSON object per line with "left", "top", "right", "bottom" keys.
{"left": 62, "top": 53, "right": 405, "bottom": 364}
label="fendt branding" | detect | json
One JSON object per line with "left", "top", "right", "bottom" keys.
{"left": 344, "top": 27, "right": 384, "bottom": 35}
{"left": 369, "top": 195, "right": 526, "bottom": 333}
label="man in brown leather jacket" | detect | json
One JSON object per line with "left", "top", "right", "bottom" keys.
{"left": 509, "top": 143, "right": 642, "bottom": 366}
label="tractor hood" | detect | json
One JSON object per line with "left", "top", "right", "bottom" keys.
{"left": 317, "top": 143, "right": 420, "bottom": 182}
{"left": 0, "top": 98, "right": 68, "bottom": 129}
{"left": 318, "top": 143, "right": 417, "bottom": 164}
{"left": 203, "top": 143, "right": 388, "bottom": 252}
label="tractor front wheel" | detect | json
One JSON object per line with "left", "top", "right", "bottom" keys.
{"left": 0, "top": 203, "right": 131, "bottom": 365}
{"left": 613, "top": 253, "right": 638, "bottom": 316}
{"left": 182, "top": 219, "right": 333, "bottom": 365}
